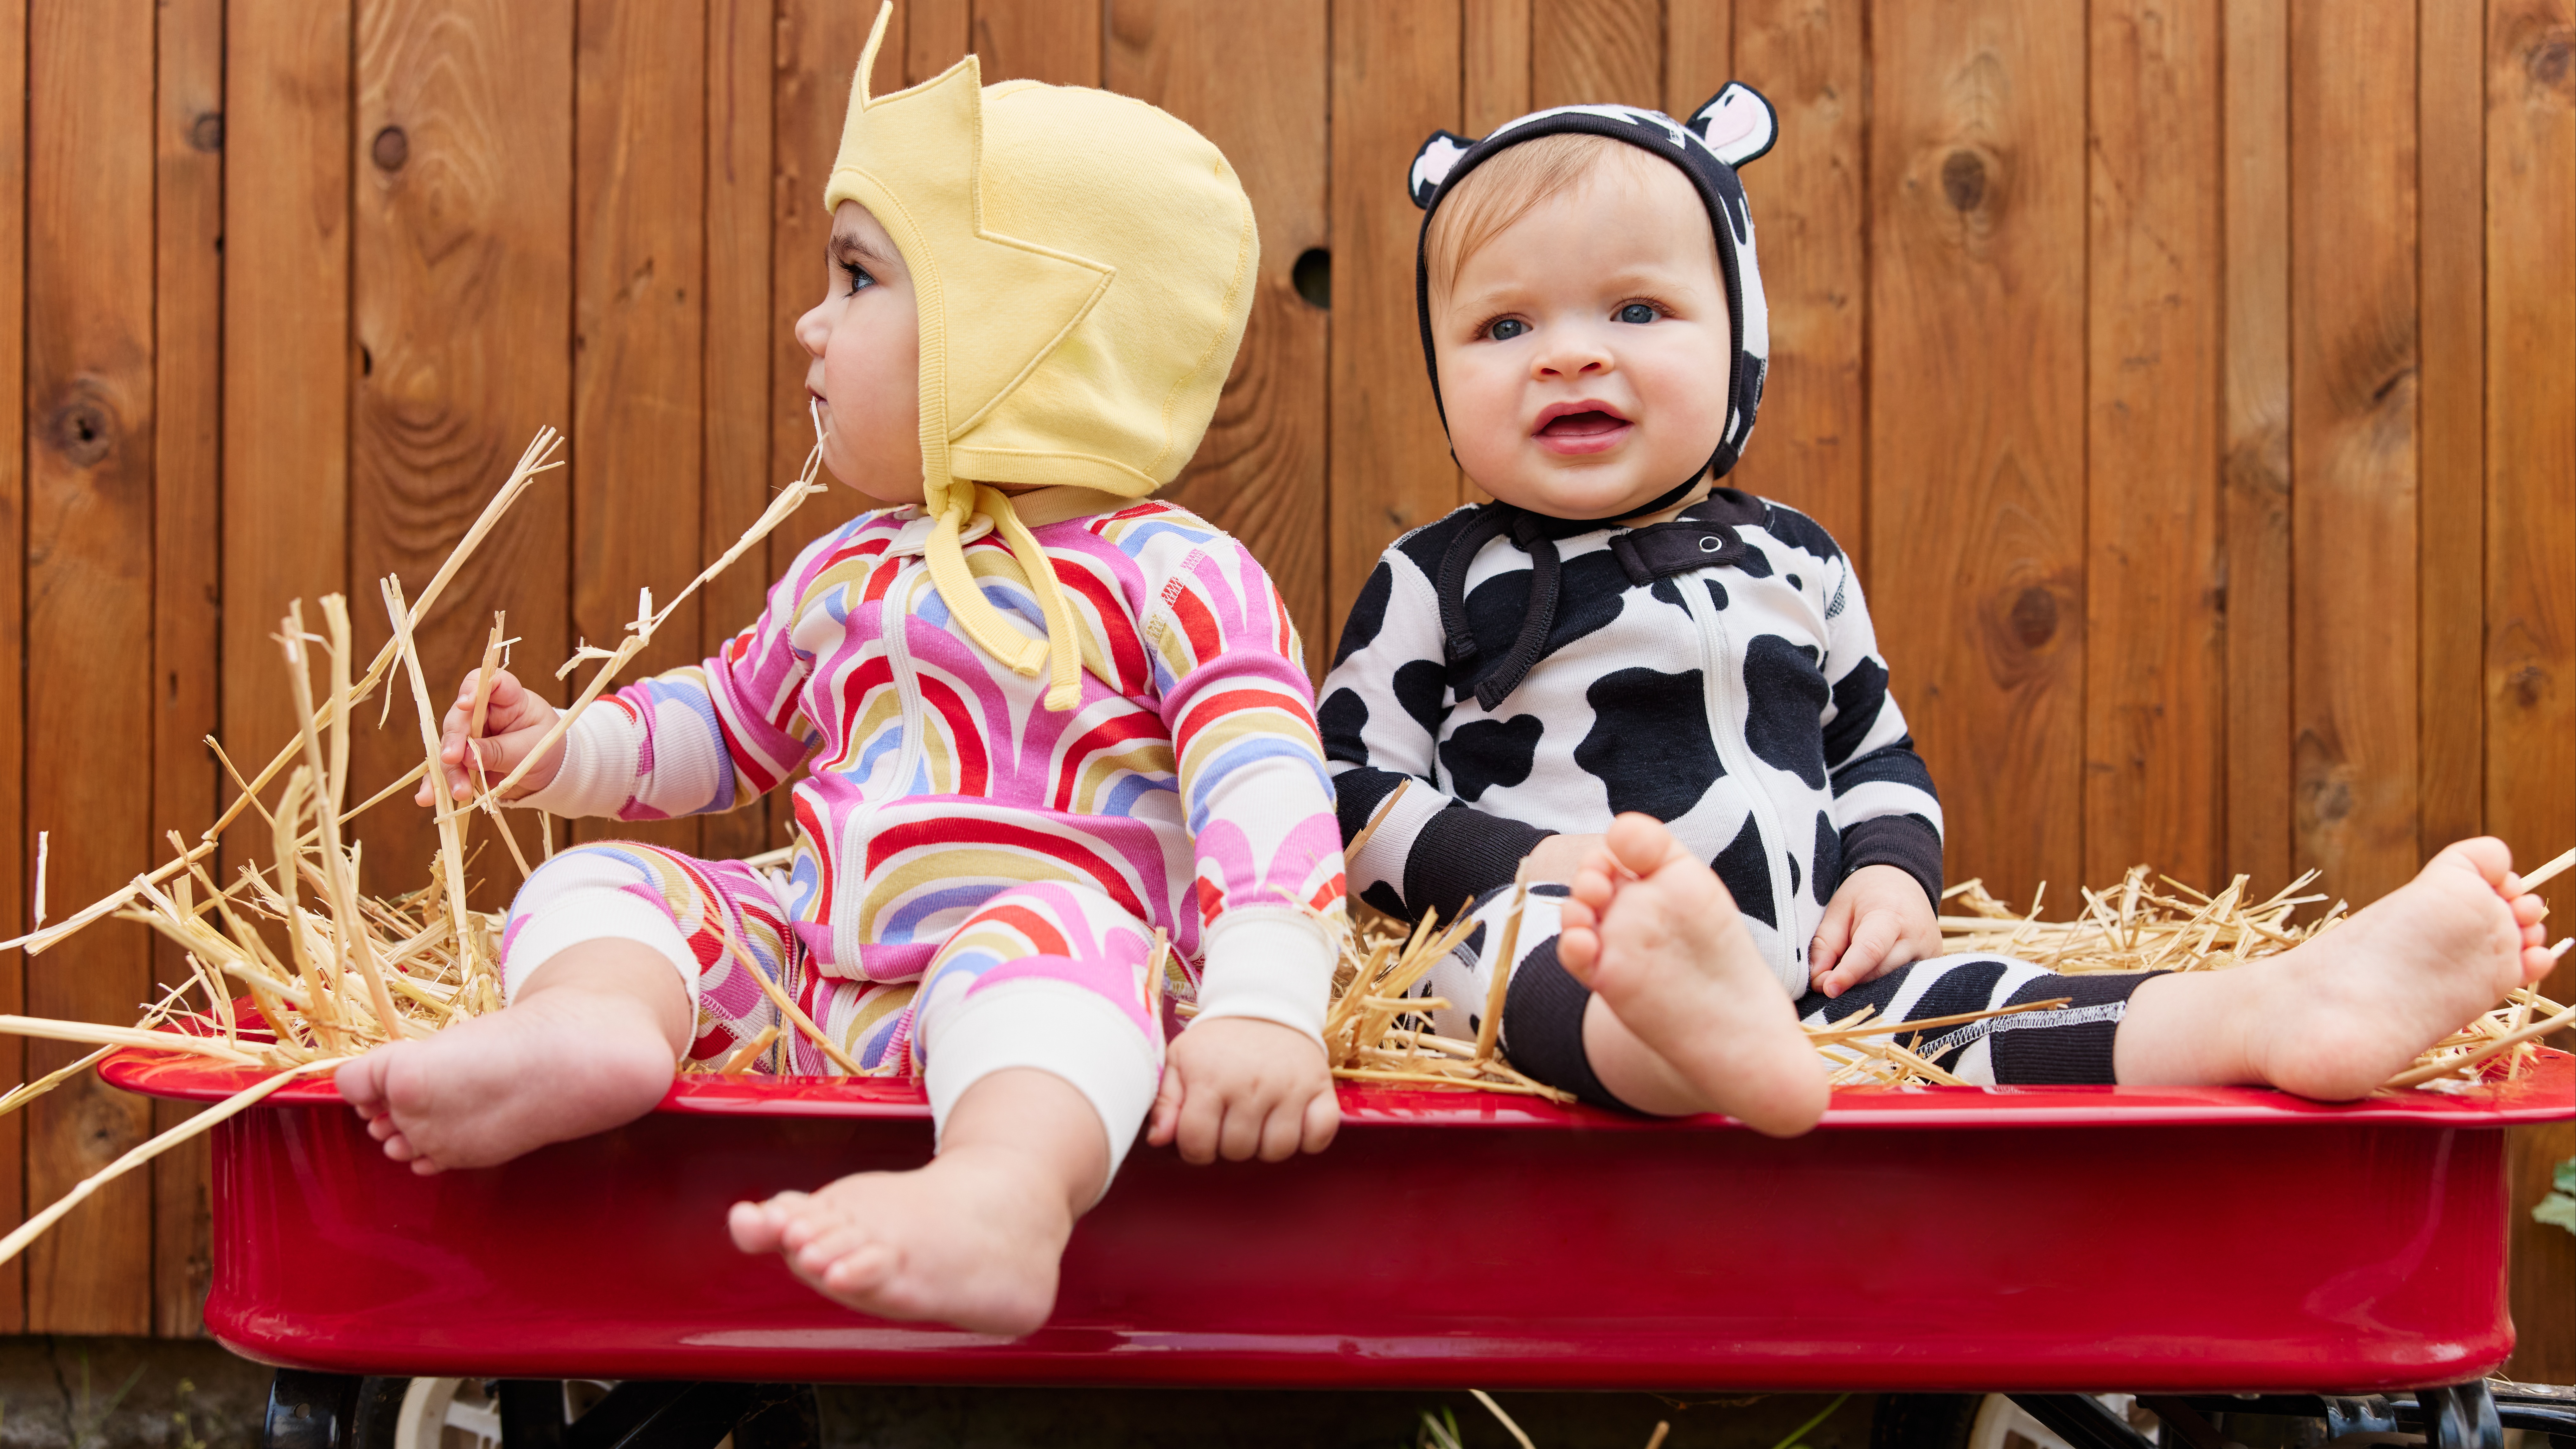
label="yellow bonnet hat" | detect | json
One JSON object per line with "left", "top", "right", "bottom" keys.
{"left": 826, "top": 4, "right": 1259, "bottom": 709}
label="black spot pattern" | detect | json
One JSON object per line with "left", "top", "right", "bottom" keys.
{"left": 1742, "top": 635, "right": 1830, "bottom": 788}
{"left": 1574, "top": 668, "right": 1722, "bottom": 819}
{"left": 1650, "top": 577, "right": 1684, "bottom": 609}
{"left": 1786, "top": 851, "right": 1802, "bottom": 896}
{"left": 1731, "top": 543, "right": 1772, "bottom": 578}
{"left": 1361, "top": 881, "right": 1409, "bottom": 920}
{"left": 1711, "top": 815, "right": 1775, "bottom": 929}
{"left": 1811, "top": 810, "right": 1842, "bottom": 905}
{"left": 1761, "top": 503, "right": 1844, "bottom": 562}
{"left": 1333, "top": 562, "right": 1395, "bottom": 667}
{"left": 1440, "top": 714, "right": 1544, "bottom": 802}
{"left": 1318, "top": 687, "right": 1368, "bottom": 765}
{"left": 1822, "top": 657, "right": 1889, "bottom": 764}
{"left": 1787, "top": 573, "right": 1802, "bottom": 591}
{"left": 1455, "top": 548, "right": 1631, "bottom": 693}
{"left": 1392, "top": 659, "right": 1448, "bottom": 744}
{"left": 1706, "top": 579, "right": 1728, "bottom": 610}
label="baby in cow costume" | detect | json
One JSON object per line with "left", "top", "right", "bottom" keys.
{"left": 1320, "top": 87, "right": 2561, "bottom": 1131}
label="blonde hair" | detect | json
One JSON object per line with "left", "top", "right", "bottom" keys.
{"left": 1423, "top": 133, "right": 1664, "bottom": 304}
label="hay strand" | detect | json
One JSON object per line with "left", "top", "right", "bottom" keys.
{"left": 0, "top": 1059, "right": 341, "bottom": 1269}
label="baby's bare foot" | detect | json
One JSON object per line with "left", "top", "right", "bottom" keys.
{"left": 334, "top": 986, "right": 679, "bottom": 1173}
{"left": 728, "top": 1147, "right": 1073, "bottom": 1336}
{"left": 1558, "top": 814, "right": 1828, "bottom": 1136}
{"left": 2225, "top": 837, "right": 2554, "bottom": 1100}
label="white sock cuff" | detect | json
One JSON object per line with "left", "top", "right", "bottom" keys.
{"left": 503, "top": 889, "right": 701, "bottom": 1010}
{"left": 922, "top": 980, "right": 1162, "bottom": 1187}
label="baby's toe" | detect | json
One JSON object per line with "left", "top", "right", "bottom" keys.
{"left": 819, "top": 1242, "right": 899, "bottom": 1296}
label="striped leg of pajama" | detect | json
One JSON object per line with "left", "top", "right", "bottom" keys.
{"left": 501, "top": 844, "right": 1167, "bottom": 1169}
{"left": 1399, "top": 881, "right": 2163, "bottom": 1109}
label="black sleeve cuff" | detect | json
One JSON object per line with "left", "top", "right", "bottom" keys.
{"left": 1839, "top": 812, "right": 1943, "bottom": 913}
{"left": 1331, "top": 766, "right": 1411, "bottom": 847}
{"left": 1405, "top": 806, "right": 1551, "bottom": 924}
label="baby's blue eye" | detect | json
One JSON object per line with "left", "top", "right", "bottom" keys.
{"left": 841, "top": 261, "right": 875, "bottom": 297}
{"left": 1487, "top": 318, "right": 1529, "bottom": 341}
{"left": 1618, "top": 303, "right": 1658, "bottom": 324}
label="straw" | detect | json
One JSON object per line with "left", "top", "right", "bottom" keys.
{"left": 0, "top": 1058, "right": 342, "bottom": 1268}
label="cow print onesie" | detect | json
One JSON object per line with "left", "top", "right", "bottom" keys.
{"left": 1321, "top": 490, "right": 2157, "bottom": 1107}
{"left": 1338, "top": 84, "right": 2162, "bottom": 1109}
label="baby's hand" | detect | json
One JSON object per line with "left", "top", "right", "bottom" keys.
{"left": 1520, "top": 832, "right": 1604, "bottom": 885}
{"left": 1145, "top": 1016, "right": 1338, "bottom": 1165}
{"left": 1808, "top": 864, "right": 1942, "bottom": 998}
{"left": 412, "top": 667, "right": 566, "bottom": 807}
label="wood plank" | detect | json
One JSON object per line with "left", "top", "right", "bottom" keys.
{"left": 1326, "top": 0, "right": 1461, "bottom": 633}
{"left": 2416, "top": 0, "right": 2486, "bottom": 855}
{"left": 971, "top": 0, "right": 1100, "bottom": 87}
{"left": 2486, "top": 0, "right": 2576, "bottom": 1385}
{"left": 0, "top": 0, "right": 27, "bottom": 1337}
{"left": 1456, "top": 0, "right": 1528, "bottom": 511}
{"left": 699, "top": 0, "right": 775, "bottom": 865}
{"left": 23, "top": 0, "right": 159, "bottom": 1335}
{"left": 352, "top": 0, "right": 576, "bottom": 897}
{"left": 907, "top": 0, "right": 971, "bottom": 83}
{"left": 1866, "top": 0, "right": 2087, "bottom": 908}
{"left": 1663, "top": 0, "right": 1732, "bottom": 118}
{"left": 2083, "top": 0, "right": 2223, "bottom": 889}
{"left": 2220, "top": 0, "right": 2291, "bottom": 894}
{"left": 1463, "top": 0, "right": 1531, "bottom": 136}
{"left": 1108, "top": 0, "right": 1330, "bottom": 675}
{"left": 766, "top": 0, "right": 867, "bottom": 586}
{"left": 2287, "top": 0, "right": 2418, "bottom": 905}
{"left": 223, "top": 0, "right": 353, "bottom": 874}
{"left": 2510, "top": 1123, "right": 2576, "bottom": 1383}
{"left": 1530, "top": 0, "right": 1659, "bottom": 109}
{"left": 151, "top": 0, "right": 225, "bottom": 1338}
{"left": 1728, "top": 0, "right": 1866, "bottom": 565}
{"left": 572, "top": 0, "right": 707, "bottom": 855}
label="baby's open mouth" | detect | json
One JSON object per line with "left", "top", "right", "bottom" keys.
{"left": 1537, "top": 410, "right": 1628, "bottom": 438}
{"left": 1532, "top": 405, "right": 1633, "bottom": 454}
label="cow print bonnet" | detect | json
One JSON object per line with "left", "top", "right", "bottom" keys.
{"left": 1407, "top": 86, "right": 1781, "bottom": 708}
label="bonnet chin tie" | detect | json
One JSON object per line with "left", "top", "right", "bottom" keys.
{"left": 1437, "top": 482, "right": 1741, "bottom": 712}
{"left": 923, "top": 483, "right": 1086, "bottom": 712}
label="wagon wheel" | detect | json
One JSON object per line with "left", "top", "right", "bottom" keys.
{"left": 266, "top": 1372, "right": 820, "bottom": 1449}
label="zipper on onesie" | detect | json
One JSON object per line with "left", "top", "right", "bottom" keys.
{"left": 1678, "top": 574, "right": 1799, "bottom": 986}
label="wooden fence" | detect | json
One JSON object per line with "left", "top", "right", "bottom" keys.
{"left": 1, "top": 0, "right": 2568, "bottom": 1375}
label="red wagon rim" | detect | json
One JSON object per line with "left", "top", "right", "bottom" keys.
{"left": 102, "top": 1042, "right": 2576, "bottom": 1131}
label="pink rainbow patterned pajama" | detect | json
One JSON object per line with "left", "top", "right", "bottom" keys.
{"left": 503, "top": 499, "right": 1346, "bottom": 1169}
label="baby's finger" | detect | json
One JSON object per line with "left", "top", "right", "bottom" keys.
{"left": 1809, "top": 904, "right": 1855, "bottom": 983}
{"left": 1215, "top": 1096, "right": 1267, "bottom": 1162}
{"left": 1144, "top": 1064, "right": 1184, "bottom": 1147}
{"left": 1819, "top": 913, "right": 1901, "bottom": 997}
{"left": 1255, "top": 1098, "right": 1305, "bottom": 1163}
{"left": 1172, "top": 1074, "right": 1225, "bottom": 1165}
{"left": 1299, "top": 1084, "right": 1341, "bottom": 1155}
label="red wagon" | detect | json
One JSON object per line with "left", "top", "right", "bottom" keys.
{"left": 106, "top": 1048, "right": 2576, "bottom": 1449}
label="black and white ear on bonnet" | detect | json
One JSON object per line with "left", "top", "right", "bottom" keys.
{"left": 1409, "top": 83, "right": 1778, "bottom": 510}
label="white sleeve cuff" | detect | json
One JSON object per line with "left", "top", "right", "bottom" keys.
{"left": 1186, "top": 907, "right": 1337, "bottom": 1045}
{"left": 512, "top": 706, "right": 637, "bottom": 818}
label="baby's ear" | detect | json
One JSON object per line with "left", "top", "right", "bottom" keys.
{"left": 1408, "top": 130, "right": 1476, "bottom": 209}
{"left": 1687, "top": 82, "right": 1778, "bottom": 169}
